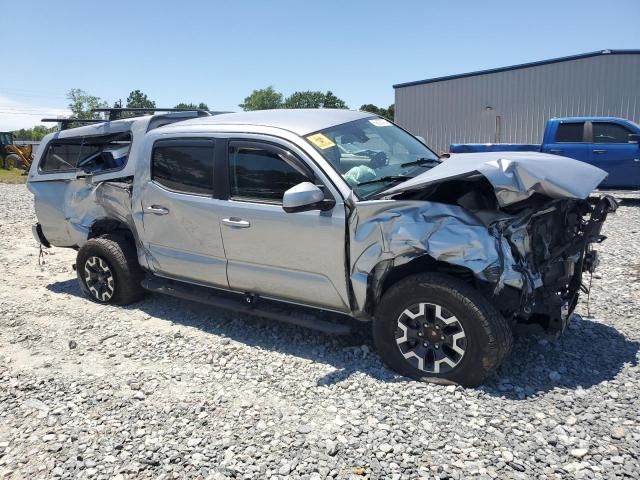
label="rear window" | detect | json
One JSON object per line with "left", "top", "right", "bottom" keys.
{"left": 555, "top": 123, "right": 584, "bottom": 143}
{"left": 151, "top": 139, "right": 215, "bottom": 195}
{"left": 39, "top": 133, "right": 131, "bottom": 173}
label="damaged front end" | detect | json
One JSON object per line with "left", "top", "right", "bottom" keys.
{"left": 350, "top": 152, "right": 617, "bottom": 333}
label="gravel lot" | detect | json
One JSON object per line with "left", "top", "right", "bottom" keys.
{"left": 0, "top": 183, "right": 638, "bottom": 480}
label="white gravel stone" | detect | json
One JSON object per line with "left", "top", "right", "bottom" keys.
{"left": 570, "top": 448, "right": 589, "bottom": 458}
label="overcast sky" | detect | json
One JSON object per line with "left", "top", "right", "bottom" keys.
{"left": 2, "top": 0, "right": 639, "bottom": 130}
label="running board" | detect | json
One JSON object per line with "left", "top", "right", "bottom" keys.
{"left": 141, "top": 275, "right": 352, "bottom": 335}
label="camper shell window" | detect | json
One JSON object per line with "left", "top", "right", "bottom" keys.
{"left": 39, "top": 132, "right": 132, "bottom": 174}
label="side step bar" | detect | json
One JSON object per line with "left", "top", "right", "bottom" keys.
{"left": 141, "top": 275, "right": 352, "bottom": 335}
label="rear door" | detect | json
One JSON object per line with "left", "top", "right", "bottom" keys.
{"left": 138, "top": 138, "right": 228, "bottom": 287}
{"left": 590, "top": 122, "right": 640, "bottom": 188}
{"left": 542, "top": 121, "right": 591, "bottom": 161}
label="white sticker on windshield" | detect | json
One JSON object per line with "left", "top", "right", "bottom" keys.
{"left": 369, "top": 118, "right": 391, "bottom": 127}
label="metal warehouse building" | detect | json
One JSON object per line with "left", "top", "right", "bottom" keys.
{"left": 394, "top": 49, "right": 640, "bottom": 153}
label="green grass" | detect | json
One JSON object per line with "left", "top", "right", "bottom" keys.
{"left": 0, "top": 168, "right": 28, "bottom": 184}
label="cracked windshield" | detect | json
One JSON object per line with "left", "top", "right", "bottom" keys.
{"left": 306, "top": 117, "right": 440, "bottom": 199}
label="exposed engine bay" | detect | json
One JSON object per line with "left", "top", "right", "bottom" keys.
{"left": 395, "top": 176, "right": 615, "bottom": 331}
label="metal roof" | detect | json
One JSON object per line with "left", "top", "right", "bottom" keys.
{"left": 175, "top": 109, "right": 374, "bottom": 135}
{"left": 393, "top": 49, "right": 640, "bottom": 89}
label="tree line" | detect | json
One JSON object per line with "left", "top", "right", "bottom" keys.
{"left": 239, "top": 86, "right": 394, "bottom": 121}
{"left": 13, "top": 87, "right": 393, "bottom": 140}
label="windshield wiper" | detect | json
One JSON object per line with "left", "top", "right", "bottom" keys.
{"left": 357, "top": 175, "right": 412, "bottom": 186}
{"left": 401, "top": 157, "right": 441, "bottom": 168}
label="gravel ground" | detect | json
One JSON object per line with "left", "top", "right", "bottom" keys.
{"left": 0, "top": 183, "right": 638, "bottom": 480}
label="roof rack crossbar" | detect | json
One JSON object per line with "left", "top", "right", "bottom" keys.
{"left": 91, "top": 107, "right": 211, "bottom": 121}
{"left": 41, "top": 118, "right": 108, "bottom": 131}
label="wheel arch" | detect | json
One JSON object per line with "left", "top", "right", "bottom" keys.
{"left": 365, "top": 254, "right": 478, "bottom": 316}
{"left": 88, "top": 218, "right": 135, "bottom": 242}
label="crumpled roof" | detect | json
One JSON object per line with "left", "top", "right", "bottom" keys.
{"left": 380, "top": 152, "right": 607, "bottom": 207}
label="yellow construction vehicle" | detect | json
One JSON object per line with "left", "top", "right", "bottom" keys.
{"left": 1, "top": 131, "right": 34, "bottom": 170}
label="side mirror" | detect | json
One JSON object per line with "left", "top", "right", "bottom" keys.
{"left": 282, "top": 182, "right": 327, "bottom": 213}
{"left": 628, "top": 133, "right": 640, "bottom": 143}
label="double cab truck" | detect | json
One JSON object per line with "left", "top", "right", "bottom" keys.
{"left": 451, "top": 117, "right": 640, "bottom": 190}
{"left": 28, "top": 109, "right": 615, "bottom": 386}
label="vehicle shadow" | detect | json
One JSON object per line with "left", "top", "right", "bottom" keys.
{"left": 48, "top": 279, "right": 639, "bottom": 399}
{"left": 617, "top": 197, "right": 640, "bottom": 207}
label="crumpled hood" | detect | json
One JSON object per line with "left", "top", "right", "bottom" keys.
{"left": 380, "top": 151, "right": 607, "bottom": 207}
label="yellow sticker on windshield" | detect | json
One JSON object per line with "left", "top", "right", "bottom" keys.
{"left": 306, "top": 133, "right": 336, "bottom": 150}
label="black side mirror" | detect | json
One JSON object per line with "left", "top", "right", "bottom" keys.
{"left": 628, "top": 133, "right": 640, "bottom": 143}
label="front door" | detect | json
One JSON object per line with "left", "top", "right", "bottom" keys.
{"left": 590, "top": 122, "right": 640, "bottom": 189}
{"left": 218, "top": 140, "right": 350, "bottom": 312}
{"left": 139, "top": 138, "right": 228, "bottom": 287}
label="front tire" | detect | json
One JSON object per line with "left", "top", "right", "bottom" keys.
{"left": 76, "top": 234, "right": 145, "bottom": 305}
{"left": 374, "top": 273, "right": 512, "bottom": 387}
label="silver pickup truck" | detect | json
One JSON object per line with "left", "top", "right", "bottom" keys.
{"left": 28, "top": 109, "right": 615, "bottom": 386}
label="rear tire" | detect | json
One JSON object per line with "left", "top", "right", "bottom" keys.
{"left": 374, "top": 273, "right": 512, "bottom": 387}
{"left": 76, "top": 234, "right": 145, "bottom": 305}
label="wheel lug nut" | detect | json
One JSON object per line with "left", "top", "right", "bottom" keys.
{"left": 417, "top": 332, "right": 423, "bottom": 337}
{"left": 423, "top": 324, "right": 428, "bottom": 328}
{"left": 423, "top": 342, "right": 428, "bottom": 347}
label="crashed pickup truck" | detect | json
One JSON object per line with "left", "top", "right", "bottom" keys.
{"left": 28, "top": 109, "right": 616, "bottom": 386}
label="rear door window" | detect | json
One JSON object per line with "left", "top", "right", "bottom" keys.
{"left": 593, "top": 123, "right": 632, "bottom": 143}
{"left": 151, "top": 139, "right": 215, "bottom": 195}
{"left": 555, "top": 123, "right": 585, "bottom": 143}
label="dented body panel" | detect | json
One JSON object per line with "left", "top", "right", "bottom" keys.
{"left": 349, "top": 199, "right": 522, "bottom": 314}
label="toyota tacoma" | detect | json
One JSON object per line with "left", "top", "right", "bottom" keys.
{"left": 28, "top": 109, "right": 616, "bottom": 386}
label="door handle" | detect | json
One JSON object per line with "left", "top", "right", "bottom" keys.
{"left": 592, "top": 149, "right": 607, "bottom": 154}
{"left": 548, "top": 149, "right": 563, "bottom": 154}
{"left": 633, "top": 159, "right": 640, "bottom": 163}
{"left": 222, "top": 217, "right": 251, "bottom": 228}
{"left": 145, "top": 205, "right": 170, "bottom": 215}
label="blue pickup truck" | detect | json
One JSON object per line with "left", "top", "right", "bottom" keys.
{"left": 450, "top": 117, "right": 640, "bottom": 189}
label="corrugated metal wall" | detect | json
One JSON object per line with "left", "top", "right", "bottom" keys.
{"left": 395, "top": 53, "right": 640, "bottom": 153}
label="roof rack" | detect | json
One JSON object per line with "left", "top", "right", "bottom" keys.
{"left": 92, "top": 107, "right": 211, "bottom": 121}
{"left": 41, "top": 118, "right": 107, "bottom": 130}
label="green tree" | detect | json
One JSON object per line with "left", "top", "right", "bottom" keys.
{"left": 126, "top": 89, "right": 156, "bottom": 115}
{"left": 322, "top": 91, "right": 348, "bottom": 109}
{"left": 174, "top": 102, "right": 209, "bottom": 111}
{"left": 387, "top": 104, "right": 395, "bottom": 120}
{"left": 359, "top": 103, "right": 395, "bottom": 121}
{"left": 239, "top": 87, "right": 283, "bottom": 111}
{"left": 283, "top": 90, "right": 325, "bottom": 109}
{"left": 283, "top": 90, "right": 348, "bottom": 109}
{"left": 12, "top": 125, "right": 56, "bottom": 141}
{"left": 67, "top": 88, "right": 108, "bottom": 120}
